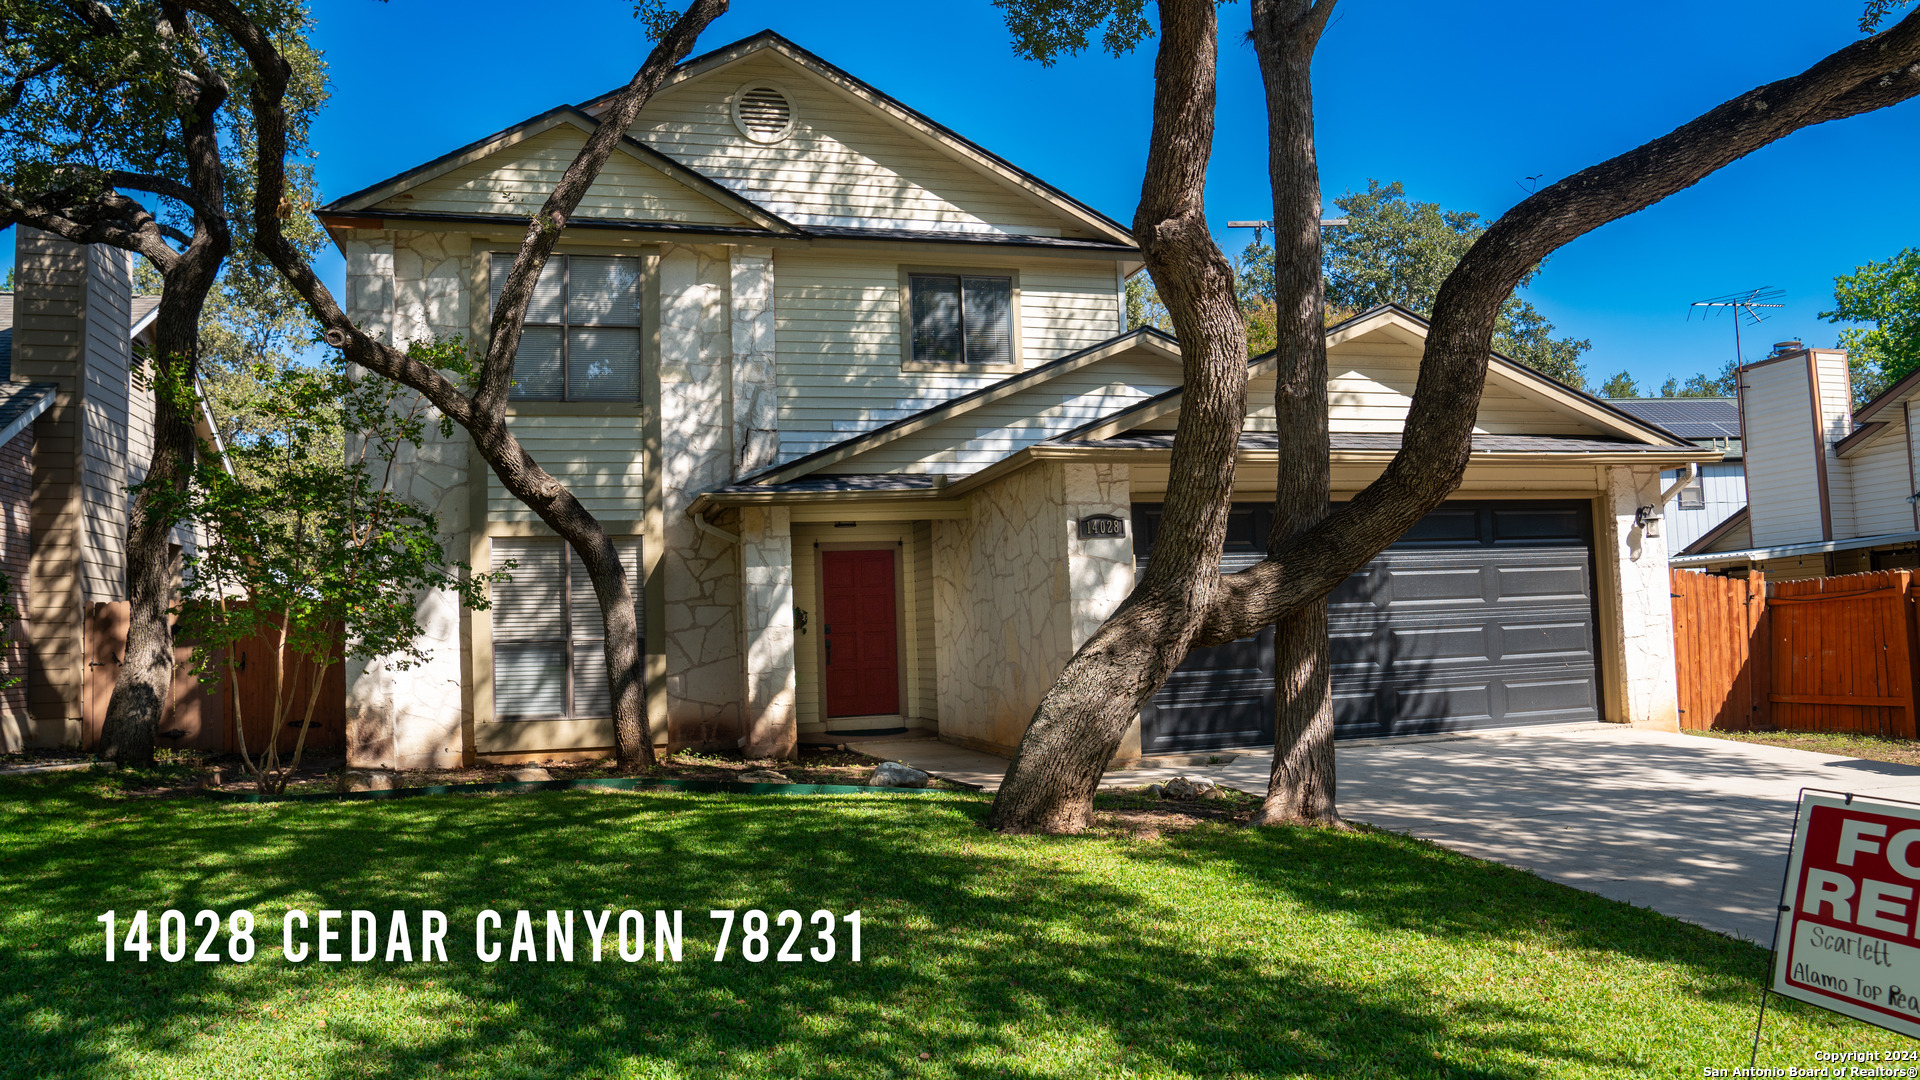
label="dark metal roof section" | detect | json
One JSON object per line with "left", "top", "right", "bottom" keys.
{"left": 1068, "top": 431, "right": 1677, "bottom": 454}
{"left": 1602, "top": 397, "right": 1741, "bottom": 440}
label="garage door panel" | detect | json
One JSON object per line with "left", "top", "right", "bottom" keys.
{"left": 1134, "top": 499, "right": 1599, "bottom": 751}
{"left": 1498, "top": 619, "right": 1594, "bottom": 660}
{"left": 1390, "top": 681, "right": 1495, "bottom": 728}
{"left": 1385, "top": 567, "right": 1489, "bottom": 605}
{"left": 1495, "top": 564, "right": 1590, "bottom": 600}
{"left": 1386, "top": 625, "right": 1492, "bottom": 663}
{"left": 1504, "top": 677, "right": 1596, "bottom": 717}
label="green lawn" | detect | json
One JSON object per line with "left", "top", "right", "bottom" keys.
{"left": 1686, "top": 727, "right": 1920, "bottom": 768}
{"left": 0, "top": 770, "right": 1907, "bottom": 1078}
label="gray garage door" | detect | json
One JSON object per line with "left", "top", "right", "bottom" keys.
{"left": 1133, "top": 500, "right": 1600, "bottom": 753}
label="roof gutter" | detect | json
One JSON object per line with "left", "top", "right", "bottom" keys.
{"left": 0, "top": 385, "right": 57, "bottom": 449}
{"left": 1670, "top": 529, "right": 1920, "bottom": 568}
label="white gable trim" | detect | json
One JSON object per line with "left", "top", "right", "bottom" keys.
{"left": 588, "top": 32, "right": 1137, "bottom": 248}
{"left": 1073, "top": 307, "right": 1687, "bottom": 447}
{"left": 324, "top": 107, "right": 799, "bottom": 235}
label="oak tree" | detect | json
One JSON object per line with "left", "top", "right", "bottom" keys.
{"left": 986, "top": 0, "right": 1920, "bottom": 833}
{"left": 0, "top": 0, "right": 325, "bottom": 765}
{"left": 183, "top": 0, "right": 732, "bottom": 769}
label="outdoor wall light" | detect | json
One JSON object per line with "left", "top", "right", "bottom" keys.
{"left": 1634, "top": 504, "right": 1663, "bottom": 537}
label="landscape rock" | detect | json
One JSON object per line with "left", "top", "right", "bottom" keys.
{"left": 507, "top": 767, "right": 553, "bottom": 782}
{"left": 738, "top": 769, "right": 792, "bottom": 784}
{"left": 867, "top": 761, "right": 931, "bottom": 788}
{"left": 336, "top": 769, "right": 398, "bottom": 793}
{"left": 1160, "top": 775, "right": 1217, "bottom": 800}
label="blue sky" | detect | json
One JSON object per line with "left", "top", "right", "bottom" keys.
{"left": 13, "top": 0, "right": 1919, "bottom": 390}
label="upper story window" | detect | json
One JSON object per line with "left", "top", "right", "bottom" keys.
{"left": 1676, "top": 479, "right": 1706, "bottom": 511}
{"left": 489, "top": 253, "right": 642, "bottom": 402}
{"left": 904, "top": 270, "right": 1017, "bottom": 371}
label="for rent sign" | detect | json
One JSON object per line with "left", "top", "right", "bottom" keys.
{"left": 1774, "top": 791, "right": 1920, "bottom": 1037}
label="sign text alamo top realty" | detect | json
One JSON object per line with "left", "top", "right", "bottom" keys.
{"left": 1775, "top": 792, "right": 1920, "bottom": 1038}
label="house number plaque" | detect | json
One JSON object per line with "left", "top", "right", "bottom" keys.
{"left": 1077, "top": 515, "right": 1127, "bottom": 540}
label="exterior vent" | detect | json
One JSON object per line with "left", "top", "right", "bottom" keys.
{"left": 1771, "top": 340, "right": 1805, "bottom": 356}
{"left": 732, "top": 84, "right": 794, "bottom": 144}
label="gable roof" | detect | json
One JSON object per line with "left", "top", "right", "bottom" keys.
{"left": 1061, "top": 305, "right": 1692, "bottom": 447}
{"left": 582, "top": 31, "right": 1135, "bottom": 247}
{"left": 321, "top": 106, "right": 798, "bottom": 234}
{"left": 743, "top": 325, "right": 1181, "bottom": 485}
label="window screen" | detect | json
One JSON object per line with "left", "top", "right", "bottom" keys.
{"left": 490, "top": 536, "right": 643, "bottom": 720}
{"left": 909, "top": 273, "right": 1013, "bottom": 366}
{"left": 490, "top": 254, "right": 643, "bottom": 401}
{"left": 1677, "top": 481, "right": 1706, "bottom": 511}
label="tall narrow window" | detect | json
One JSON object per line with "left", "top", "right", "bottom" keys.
{"left": 907, "top": 272, "right": 1015, "bottom": 367}
{"left": 489, "top": 254, "right": 643, "bottom": 401}
{"left": 490, "top": 537, "right": 642, "bottom": 720}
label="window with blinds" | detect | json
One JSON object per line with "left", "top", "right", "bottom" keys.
{"left": 489, "top": 537, "right": 642, "bottom": 720}
{"left": 908, "top": 273, "right": 1013, "bottom": 367}
{"left": 489, "top": 254, "right": 643, "bottom": 402}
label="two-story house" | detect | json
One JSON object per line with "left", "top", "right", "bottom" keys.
{"left": 318, "top": 31, "right": 1713, "bottom": 770}
{"left": 1677, "top": 341, "right": 1920, "bottom": 580}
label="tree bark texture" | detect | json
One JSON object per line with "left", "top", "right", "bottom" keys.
{"left": 1249, "top": 0, "right": 1340, "bottom": 827}
{"left": 988, "top": 0, "right": 1251, "bottom": 833}
{"left": 195, "top": 0, "right": 730, "bottom": 769}
{"left": 990, "top": 8, "right": 1920, "bottom": 833}
{"left": 0, "top": 5, "right": 238, "bottom": 767}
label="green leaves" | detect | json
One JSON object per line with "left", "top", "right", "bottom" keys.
{"left": 1324, "top": 180, "right": 1593, "bottom": 388}
{"left": 992, "top": 0, "right": 1154, "bottom": 66}
{"left": 1822, "top": 246, "right": 1920, "bottom": 404}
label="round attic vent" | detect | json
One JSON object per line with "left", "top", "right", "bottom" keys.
{"left": 731, "top": 84, "right": 794, "bottom": 143}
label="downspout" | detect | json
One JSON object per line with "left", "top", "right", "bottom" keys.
{"left": 1659, "top": 462, "right": 1699, "bottom": 507}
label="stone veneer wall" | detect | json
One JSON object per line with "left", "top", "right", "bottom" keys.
{"left": 736, "top": 505, "right": 795, "bottom": 756}
{"left": 935, "top": 462, "right": 1078, "bottom": 754}
{"left": 340, "top": 231, "right": 474, "bottom": 769}
{"left": 658, "top": 244, "right": 742, "bottom": 747}
{"left": 1600, "top": 464, "right": 1681, "bottom": 731}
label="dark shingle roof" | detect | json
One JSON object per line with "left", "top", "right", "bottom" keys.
{"left": 0, "top": 381, "right": 57, "bottom": 444}
{"left": 705, "top": 474, "right": 942, "bottom": 497}
{"left": 1603, "top": 398, "right": 1741, "bottom": 439}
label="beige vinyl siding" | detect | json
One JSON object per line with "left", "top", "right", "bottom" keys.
{"left": 78, "top": 246, "right": 132, "bottom": 603}
{"left": 375, "top": 126, "right": 751, "bottom": 226}
{"left": 486, "top": 413, "right": 644, "bottom": 522}
{"left": 1740, "top": 358, "right": 1827, "bottom": 547}
{"left": 1232, "top": 342, "right": 1605, "bottom": 436}
{"left": 774, "top": 252, "right": 1123, "bottom": 460}
{"left": 816, "top": 349, "right": 1181, "bottom": 474}
{"left": 636, "top": 52, "right": 1076, "bottom": 235}
{"left": 1844, "top": 420, "right": 1916, "bottom": 538}
{"left": 791, "top": 520, "right": 933, "bottom": 732}
{"left": 1813, "top": 350, "right": 1857, "bottom": 539}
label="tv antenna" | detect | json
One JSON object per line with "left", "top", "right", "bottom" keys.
{"left": 1690, "top": 287, "right": 1785, "bottom": 370}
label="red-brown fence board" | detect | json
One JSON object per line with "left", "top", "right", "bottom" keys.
{"left": 1673, "top": 568, "right": 1920, "bottom": 739}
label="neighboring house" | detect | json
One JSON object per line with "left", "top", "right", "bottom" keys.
{"left": 319, "top": 30, "right": 1714, "bottom": 769}
{"left": 1676, "top": 341, "right": 1920, "bottom": 581}
{"left": 0, "top": 227, "right": 214, "bottom": 753}
{"left": 1604, "top": 397, "right": 1746, "bottom": 553}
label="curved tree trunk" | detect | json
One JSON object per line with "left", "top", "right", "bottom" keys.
{"left": 1250, "top": 0, "right": 1340, "bottom": 827}
{"left": 198, "top": 0, "right": 729, "bottom": 770}
{"left": 989, "top": 7, "right": 1920, "bottom": 834}
{"left": 98, "top": 19, "right": 233, "bottom": 767}
{"left": 988, "top": 0, "right": 1250, "bottom": 833}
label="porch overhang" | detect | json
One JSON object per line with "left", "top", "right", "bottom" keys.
{"left": 1671, "top": 529, "right": 1920, "bottom": 568}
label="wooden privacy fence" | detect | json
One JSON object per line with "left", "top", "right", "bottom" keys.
{"left": 1672, "top": 568, "right": 1920, "bottom": 739}
{"left": 82, "top": 601, "right": 346, "bottom": 755}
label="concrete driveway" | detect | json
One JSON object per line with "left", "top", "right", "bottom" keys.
{"left": 860, "top": 725, "right": 1920, "bottom": 943}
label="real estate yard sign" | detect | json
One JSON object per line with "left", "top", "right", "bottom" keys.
{"left": 1773, "top": 791, "right": 1920, "bottom": 1036}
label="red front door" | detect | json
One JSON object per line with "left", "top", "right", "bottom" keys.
{"left": 822, "top": 549, "right": 900, "bottom": 718}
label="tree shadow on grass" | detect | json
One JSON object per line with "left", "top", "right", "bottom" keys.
{"left": 0, "top": 773, "right": 1784, "bottom": 1078}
